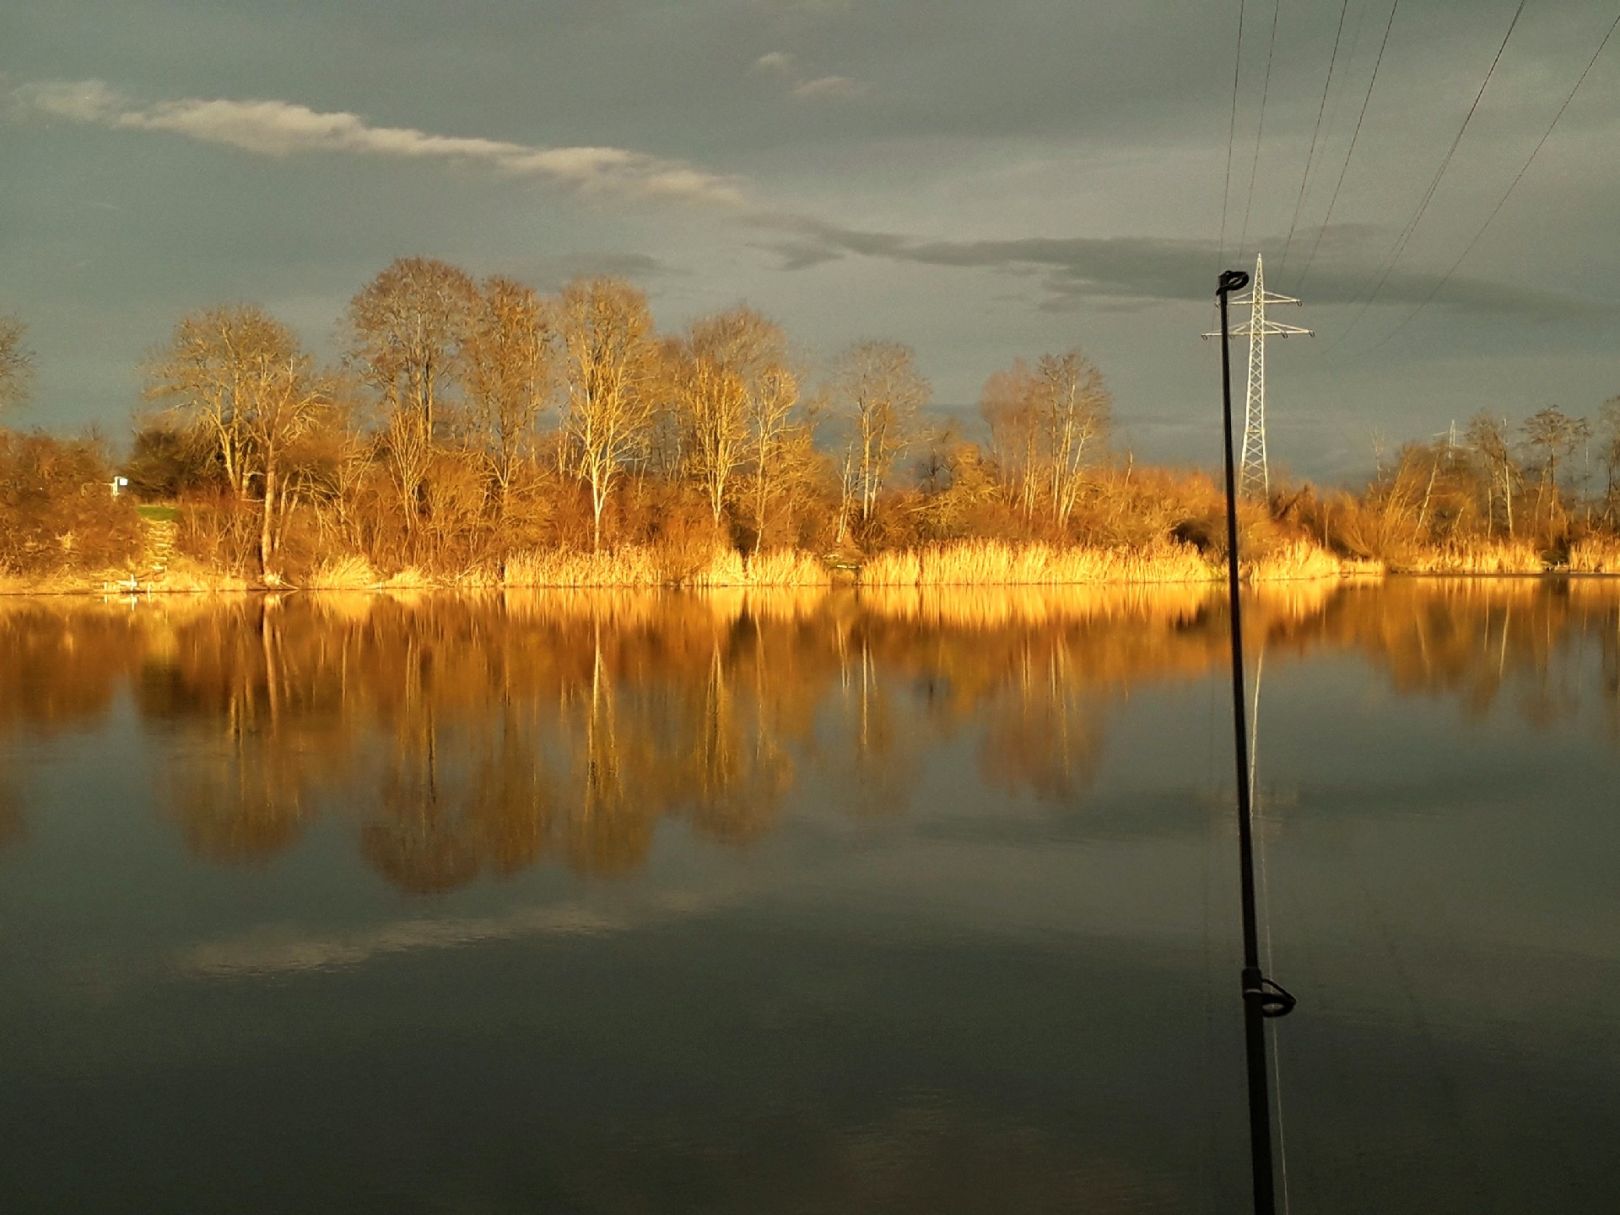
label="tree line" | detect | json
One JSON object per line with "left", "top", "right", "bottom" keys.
{"left": 2, "top": 260, "right": 1619, "bottom": 584}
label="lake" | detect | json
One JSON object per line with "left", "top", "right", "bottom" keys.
{"left": 2, "top": 580, "right": 1617, "bottom": 1213}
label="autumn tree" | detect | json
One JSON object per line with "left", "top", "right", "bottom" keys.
{"left": 346, "top": 258, "right": 477, "bottom": 532}
{"left": 556, "top": 277, "right": 658, "bottom": 549}
{"left": 462, "top": 276, "right": 555, "bottom": 522}
{"left": 1597, "top": 396, "right": 1620, "bottom": 524}
{"left": 980, "top": 360, "right": 1040, "bottom": 519}
{"left": 145, "top": 305, "right": 327, "bottom": 574}
{"left": 1521, "top": 406, "right": 1591, "bottom": 532}
{"left": 835, "top": 340, "right": 929, "bottom": 533}
{"left": 745, "top": 360, "right": 802, "bottom": 552}
{"left": 671, "top": 307, "right": 796, "bottom": 535}
{"left": 0, "top": 315, "right": 34, "bottom": 414}
{"left": 978, "top": 349, "right": 1109, "bottom": 531}
{"left": 1036, "top": 349, "right": 1110, "bottom": 531}
{"left": 1465, "top": 413, "right": 1519, "bottom": 537}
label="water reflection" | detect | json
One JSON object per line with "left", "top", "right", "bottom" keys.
{"left": 1, "top": 578, "right": 1616, "bottom": 889}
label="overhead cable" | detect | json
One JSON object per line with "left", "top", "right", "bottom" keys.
{"left": 1219, "top": 0, "right": 1251, "bottom": 268}
{"left": 1238, "top": 0, "right": 1282, "bottom": 258}
{"left": 1332, "top": 0, "right": 1529, "bottom": 348}
{"left": 1374, "top": 10, "right": 1620, "bottom": 347}
{"left": 1295, "top": 0, "right": 1404, "bottom": 290}
{"left": 1279, "top": 0, "right": 1353, "bottom": 275}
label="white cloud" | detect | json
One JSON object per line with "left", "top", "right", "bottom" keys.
{"left": 791, "top": 75, "right": 869, "bottom": 100}
{"left": 747, "top": 51, "right": 868, "bottom": 100}
{"left": 750, "top": 50, "right": 797, "bottom": 76}
{"left": 13, "top": 79, "right": 746, "bottom": 207}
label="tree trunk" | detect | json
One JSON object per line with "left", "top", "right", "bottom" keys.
{"left": 259, "top": 461, "right": 278, "bottom": 576}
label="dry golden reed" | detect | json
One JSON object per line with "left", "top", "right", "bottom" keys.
{"left": 1393, "top": 543, "right": 1546, "bottom": 575}
{"left": 504, "top": 546, "right": 832, "bottom": 588}
{"left": 1244, "top": 539, "right": 1375, "bottom": 581}
{"left": 1567, "top": 538, "right": 1620, "bottom": 574}
{"left": 303, "top": 555, "right": 381, "bottom": 590}
{"left": 857, "top": 540, "right": 1218, "bottom": 586}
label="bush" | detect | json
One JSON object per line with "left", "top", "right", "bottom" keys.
{"left": 0, "top": 430, "right": 141, "bottom": 575}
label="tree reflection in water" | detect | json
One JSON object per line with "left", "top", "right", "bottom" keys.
{"left": 0, "top": 578, "right": 1617, "bottom": 889}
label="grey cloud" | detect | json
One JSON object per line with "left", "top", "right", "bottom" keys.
{"left": 13, "top": 79, "right": 747, "bottom": 206}
{"left": 508, "top": 250, "right": 680, "bottom": 291}
{"left": 747, "top": 214, "right": 1609, "bottom": 318}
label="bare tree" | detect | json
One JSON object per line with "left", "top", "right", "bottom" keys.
{"left": 0, "top": 315, "right": 35, "bottom": 414}
{"left": 1466, "top": 413, "right": 1518, "bottom": 537}
{"left": 146, "top": 306, "right": 326, "bottom": 574}
{"left": 980, "top": 360, "right": 1040, "bottom": 520}
{"left": 1521, "top": 406, "right": 1590, "bottom": 532}
{"left": 462, "top": 276, "right": 555, "bottom": 521}
{"left": 747, "top": 362, "right": 801, "bottom": 552}
{"left": 556, "top": 277, "right": 657, "bottom": 550}
{"left": 671, "top": 307, "right": 794, "bottom": 534}
{"left": 835, "top": 340, "right": 929, "bottom": 528}
{"left": 1597, "top": 396, "right": 1620, "bottom": 524}
{"left": 1036, "top": 349, "right": 1110, "bottom": 531}
{"left": 347, "top": 258, "right": 477, "bottom": 529}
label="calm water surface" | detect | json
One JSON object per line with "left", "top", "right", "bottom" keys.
{"left": 2, "top": 581, "right": 1617, "bottom": 1213}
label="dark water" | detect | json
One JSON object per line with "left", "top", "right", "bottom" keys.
{"left": 1, "top": 581, "right": 1617, "bottom": 1213}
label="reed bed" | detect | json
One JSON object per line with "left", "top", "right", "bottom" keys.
{"left": 503, "top": 547, "right": 667, "bottom": 588}
{"left": 504, "top": 546, "right": 832, "bottom": 588}
{"left": 857, "top": 540, "right": 1221, "bottom": 586}
{"left": 303, "top": 555, "right": 381, "bottom": 590}
{"left": 1567, "top": 538, "right": 1620, "bottom": 574}
{"left": 1393, "top": 543, "right": 1546, "bottom": 575}
{"left": 1244, "top": 539, "right": 1368, "bottom": 582}
{"left": 686, "top": 548, "right": 831, "bottom": 588}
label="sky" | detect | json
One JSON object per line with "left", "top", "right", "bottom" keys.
{"left": 4, "top": 0, "right": 1619, "bottom": 482}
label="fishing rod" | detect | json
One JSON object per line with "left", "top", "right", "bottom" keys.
{"left": 1215, "top": 267, "right": 1297, "bottom": 1215}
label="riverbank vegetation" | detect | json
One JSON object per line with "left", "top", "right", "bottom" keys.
{"left": 2, "top": 261, "right": 1619, "bottom": 591}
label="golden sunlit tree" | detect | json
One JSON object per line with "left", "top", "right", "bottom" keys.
{"left": 979, "top": 349, "right": 1109, "bottom": 531}
{"left": 981, "top": 358, "right": 1041, "bottom": 520}
{"left": 462, "top": 275, "right": 556, "bottom": 524}
{"left": 835, "top": 339, "right": 929, "bottom": 536}
{"left": 1465, "top": 412, "right": 1520, "bottom": 538}
{"left": 1521, "top": 406, "right": 1591, "bottom": 535}
{"left": 670, "top": 307, "right": 798, "bottom": 537}
{"left": 145, "top": 305, "right": 327, "bottom": 574}
{"left": 1036, "top": 349, "right": 1110, "bottom": 531}
{"left": 556, "top": 277, "right": 658, "bottom": 550}
{"left": 346, "top": 257, "right": 478, "bottom": 539}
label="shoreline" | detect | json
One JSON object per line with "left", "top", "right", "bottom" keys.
{"left": 7, "top": 567, "right": 1620, "bottom": 600}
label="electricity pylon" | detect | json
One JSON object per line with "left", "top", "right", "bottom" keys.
{"left": 1204, "top": 255, "right": 1312, "bottom": 499}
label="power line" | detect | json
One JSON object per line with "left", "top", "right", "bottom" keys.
{"left": 1331, "top": 0, "right": 1529, "bottom": 348}
{"left": 1279, "top": 0, "right": 1352, "bottom": 275}
{"left": 1238, "top": 0, "right": 1282, "bottom": 258}
{"left": 1374, "top": 10, "right": 1620, "bottom": 346}
{"left": 1218, "top": 0, "right": 1250, "bottom": 268}
{"left": 1295, "top": 0, "right": 1404, "bottom": 291}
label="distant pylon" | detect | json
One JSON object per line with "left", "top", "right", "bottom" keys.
{"left": 1203, "top": 255, "right": 1312, "bottom": 499}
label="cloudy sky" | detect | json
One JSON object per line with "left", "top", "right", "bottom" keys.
{"left": 5, "top": 0, "right": 1618, "bottom": 479}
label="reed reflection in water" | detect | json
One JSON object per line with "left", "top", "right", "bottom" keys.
{"left": 3, "top": 580, "right": 1620, "bottom": 1213}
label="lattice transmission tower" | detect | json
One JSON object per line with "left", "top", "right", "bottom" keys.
{"left": 1204, "top": 255, "right": 1312, "bottom": 499}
